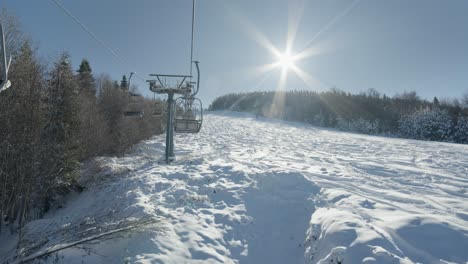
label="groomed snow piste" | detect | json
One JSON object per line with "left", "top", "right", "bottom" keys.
{"left": 3, "top": 111, "right": 468, "bottom": 264}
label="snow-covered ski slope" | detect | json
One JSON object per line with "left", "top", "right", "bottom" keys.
{"left": 9, "top": 111, "right": 468, "bottom": 263}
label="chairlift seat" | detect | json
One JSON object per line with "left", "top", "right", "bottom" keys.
{"left": 174, "top": 118, "right": 201, "bottom": 133}
{"left": 124, "top": 110, "right": 144, "bottom": 117}
{"left": 0, "top": 80, "right": 10, "bottom": 92}
{"left": 152, "top": 102, "right": 164, "bottom": 116}
{"left": 129, "top": 92, "right": 141, "bottom": 97}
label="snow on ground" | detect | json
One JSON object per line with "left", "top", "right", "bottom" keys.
{"left": 2, "top": 111, "right": 468, "bottom": 264}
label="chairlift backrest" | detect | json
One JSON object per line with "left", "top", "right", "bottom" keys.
{"left": 124, "top": 92, "right": 144, "bottom": 117}
{"left": 152, "top": 101, "right": 165, "bottom": 116}
{"left": 174, "top": 96, "right": 203, "bottom": 133}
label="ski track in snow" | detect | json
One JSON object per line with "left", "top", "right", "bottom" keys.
{"left": 3, "top": 111, "right": 468, "bottom": 264}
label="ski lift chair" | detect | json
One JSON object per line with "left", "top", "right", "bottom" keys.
{"left": 174, "top": 97, "right": 203, "bottom": 133}
{"left": 152, "top": 101, "right": 164, "bottom": 117}
{"left": 124, "top": 92, "right": 144, "bottom": 117}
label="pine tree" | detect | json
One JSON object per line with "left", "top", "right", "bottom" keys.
{"left": 76, "top": 59, "right": 96, "bottom": 96}
{"left": 120, "top": 75, "right": 128, "bottom": 90}
{"left": 40, "top": 53, "right": 80, "bottom": 211}
{"left": 76, "top": 59, "right": 107, "bottom": 159}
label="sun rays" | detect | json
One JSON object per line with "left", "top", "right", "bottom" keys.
{"left": 236, "top": 2, "right": 324, "bottom": 95}
{"left": 222, "top": 0, "right": 361, "bottom": 115}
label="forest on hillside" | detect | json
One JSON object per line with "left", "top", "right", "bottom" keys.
{"left": 209, "top": 89, "right": 468, "bottom": 144}
{"left": 0, "top": 10, "right": 163, "bottom": 235}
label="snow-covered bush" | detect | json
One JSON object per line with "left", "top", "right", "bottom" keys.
{"left": 336, "top": 117, "right": 351, "bottom": 131}
{"left": 310, "top": 113, "right": 326, "bottom": 127}
{"left": 453, "top": 115, "right": 468, "bottom": 144}
{"left": 336, "top": 117, "right": 379, "bottom": 134}
{"left": 398, "top": 108, "right": 453, "bottom": 141}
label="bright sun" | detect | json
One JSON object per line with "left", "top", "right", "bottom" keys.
{"left": 276, "top": 51, "right": 296, "bottom": 71}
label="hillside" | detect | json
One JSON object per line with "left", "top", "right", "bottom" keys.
{"left": 2, "top": 111, "right": 467, "bottom": 263}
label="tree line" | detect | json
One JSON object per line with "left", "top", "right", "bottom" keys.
{"left": 0, "top": 10, "right": 163, "bottom": 236}
{"left": 209, "top": 89, "right": 468, "bottom": 144}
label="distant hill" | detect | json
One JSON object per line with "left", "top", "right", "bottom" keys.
{"left": 209, "top": 89, "right": 468, "bottom": 144}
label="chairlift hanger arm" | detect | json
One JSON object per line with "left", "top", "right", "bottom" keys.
{"left": 192, "top": 61, "right": 200, "bottom": 96}
{"left": 0, "top": 21, "right": 12, "bottom": 92}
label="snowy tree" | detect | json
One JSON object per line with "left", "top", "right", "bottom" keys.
{"left": 336, "top": 117, "right": 379, "bottom": 134}
{"left": 312, "top": 112, "right": 326, "bottom": 127}
{"left": 398, "top": 108, "right": 453, "bottom": 141}
{"left": 453, "top": 115, "right": 468, "bottom": 144}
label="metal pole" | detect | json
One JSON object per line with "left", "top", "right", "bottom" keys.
{"left": 169, "top": 101, "right": 174, "bottom": 159}
{"left": 165, "top": 92, "right": 175, "bottom": 163}
{"left": 128, "top": 72, "right": 135, "bottom": 90}
{"left": 169, "top": 93, "right": 174, "bottom": 159}
{"left": 189, "top": 0, "right": 195, "bottom": 79}
{"left": 0, "top": 22, "right": 6, "bottom": 79}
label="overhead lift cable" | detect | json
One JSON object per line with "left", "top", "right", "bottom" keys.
{"left": 49, "top": 0, "right": 145, "bottom": 81}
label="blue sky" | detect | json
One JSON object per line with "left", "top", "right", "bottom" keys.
{"left": 3, "top": 0, "right": 468, "bottom": 104}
